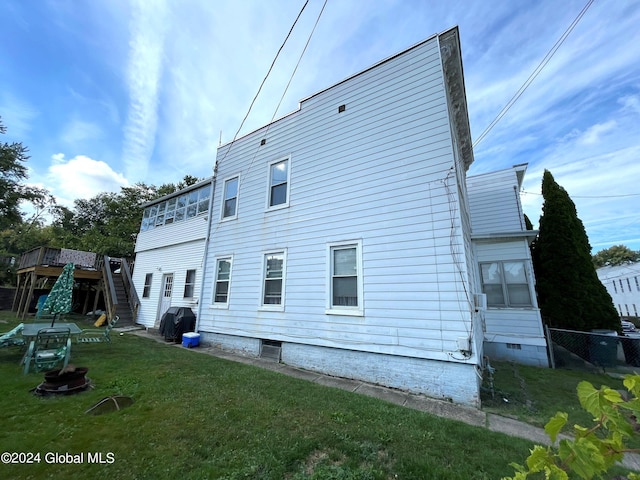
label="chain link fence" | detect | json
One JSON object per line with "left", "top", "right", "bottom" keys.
{"left": 548, "top": 327, "right": 640, "bottom": 371}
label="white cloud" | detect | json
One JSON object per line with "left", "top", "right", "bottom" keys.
{"left": 121, "top": 0, "right": 168, "bottom": 182}
{"left": 61, "top": 118, "right": 104, "bottom": 146}
{"left": 619, "top": 94, "right": 640, "bottom": 115}
{"left": 46, "top": 154, "right": 128, "bottom": 207}
{"left": 576, "top": 120, "right": 617, "bottom": 146}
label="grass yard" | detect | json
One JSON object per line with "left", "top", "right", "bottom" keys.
{"left": 480, "top": 359, "right": 629, "bottom": 429}
{"left": 0, "top": 312, "right": 635, "bottom": 479}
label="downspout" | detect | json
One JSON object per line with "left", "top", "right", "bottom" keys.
{"left": 514, "top": 185, "right": 524, "bottom": 230}
{"left": 195, "top": 175, "right": 216, "bottom": 332}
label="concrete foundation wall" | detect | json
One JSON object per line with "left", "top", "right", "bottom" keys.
{"left": 483, "top": 341, "right": 549, "bottom": 367}
{"left": 200, "top": 331, "right": 481, "bottom": 407}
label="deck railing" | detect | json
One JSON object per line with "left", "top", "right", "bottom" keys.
{"left": 18, "top": 247, "right": 101, "bottom": 270}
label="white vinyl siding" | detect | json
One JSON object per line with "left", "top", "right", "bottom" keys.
{"left": 135, "top": 213, "right": 209, "bottom": 252}
{"left": 198, "top": 33, "right": 478, "bottom": 363}
{"left": 132, "top": 239, "right": 205, "bottom": 328}
{"left": 467, "top": 168, "right": 525, "bottom": 234}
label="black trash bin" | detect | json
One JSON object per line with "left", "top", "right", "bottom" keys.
{"left": 620, "top": 335, "right": 640, "bottom": 367}
{"left": 159, "top": 307, "right": 196, "bottom": 343}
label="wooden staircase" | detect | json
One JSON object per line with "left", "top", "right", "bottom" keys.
{"left": 102, "top": 257, "right": 140, "bottom": 328}
{"left": 111, "top": 273, "right": 135, "bottom": 326}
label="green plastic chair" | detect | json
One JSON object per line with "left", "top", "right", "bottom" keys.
{"left": 22, "top": 327, "right": 71, "bottom": 374}
{"left": 0, "top": 323, "right": 25, "bottom": 348}
{"left": 76, "top": 316, "right": 119, "bottom": 344}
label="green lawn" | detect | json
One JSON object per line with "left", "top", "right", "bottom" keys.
{"left": 0, "top": 312, "right": 634, "bottom": 479}
{"left": 480, "top": 359, "right": 629, "bottom": 429}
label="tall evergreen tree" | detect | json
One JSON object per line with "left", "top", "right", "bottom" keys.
{"left": 531, "top": 170, "right": 619, "bottom": 331}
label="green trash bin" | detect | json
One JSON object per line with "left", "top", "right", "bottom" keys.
{"left": 620, "top": 335, "right": 640, "bottom": 367}
{"left": 589, "top": 330, "right": 619, "bottom": 367}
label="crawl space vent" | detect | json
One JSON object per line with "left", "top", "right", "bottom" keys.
{"left": 260, "top": 340, "right": 282, "bottom": 362}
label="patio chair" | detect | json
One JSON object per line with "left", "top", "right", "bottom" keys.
{"left": 0, "top": 323, "right": 25, "bottom": 348}
{"left": 22, "top": 327, "right": 71, "bottom": 374}
{"left": 76, "top": 316, "right": 119, "bottom": 344}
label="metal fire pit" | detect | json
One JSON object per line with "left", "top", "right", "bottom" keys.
{"left": 32, "top": 366, "right": 92, "bottom": 396}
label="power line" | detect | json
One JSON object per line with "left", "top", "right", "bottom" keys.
{"left": 473, "top": 0, "right": 596, "bottom": 148}
{"left": 521, "top": 190, "right": 640, "bottom": 199}
{"left": 214, "top": 0, "right": 311, "bottom": 175}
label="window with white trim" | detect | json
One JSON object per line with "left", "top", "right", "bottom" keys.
{"left": 213, "top": 258, "right": 232, "bottom": 305}
{"left": 327, "top": 241, "right": 363, "bottom": 315}
{"left": 143, "top": 273, "right": 152, "bottom": 298}
{"left": 222, "top": 177, "right": 239, "bottom": 219}
{"left": 183, "top": 269, "right": 196, "bottom": 298}
{"left": 261, "top": 251, "right": 285, "bottom": 307}
{"left": 267, "top": 158, "right": 289, "bottom": 208}
{"left": 140, "top": 184, "right": 211, "bottom": 231}
{"left": 480, "top": 261, "right": 532, "bottom": 307}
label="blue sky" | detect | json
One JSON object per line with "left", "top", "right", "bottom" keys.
{"left": 1, "top": 0, "right": 639, "bottom": 252}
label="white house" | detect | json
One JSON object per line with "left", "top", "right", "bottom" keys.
{"left": 467, "top": 164, "right": 549, "bottom": 367}
{"left": 132, "top": 178, "right": 213, "bottom": 328}
{"left": 597, "top": 263, "right": 640, "bottom": 319}
{"left": 195, "top": 27, "right": 485, "bottom": 407}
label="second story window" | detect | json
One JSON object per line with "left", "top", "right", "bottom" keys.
{"left": 222, "top": 177, "right": 239, "bottom": 219}
{"left": 268, "top": 158, "right": 289, "bottom": 208}
{"left": 140, "top": 183, "right": 211, "bottom": 232}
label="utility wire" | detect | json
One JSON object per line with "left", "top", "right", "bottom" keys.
{"left": 214, "top": 0, "right": 310, "bottom": 174}
{"left": 473, "top": 0, "right": 596, "bottom": 148}
{"left": 521, "top": 190, "right": 640, "bottom": 199}
{"left": 207, "top": 0, "right": 327, "bottom": 241}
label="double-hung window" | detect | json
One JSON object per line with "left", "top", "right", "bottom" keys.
{"left": 327, "top": 241, "right": 363, "bottom": 315}
{"left": 267, "top": 158, "right": 290, "bottom": 208}
{"left": 261, "top": 251, "right": 285, "bottom": 308}
{"left": 213, "top": 258, "right": 232, "bottom": 306}
{"left": 143, "top": 273, "right": 153, "bottom": 298}
{"left": 480, "top": 261, "right": 532, "bottom": 307}
{"left": 222, "top": 177, "right": 239, "bottom": 219}
{"left": 183, "top": 269, "right": 196, "bottom": 298}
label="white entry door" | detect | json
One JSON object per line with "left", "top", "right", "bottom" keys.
{"left": 158, "top": 273, "right": 174, "bottom": 322}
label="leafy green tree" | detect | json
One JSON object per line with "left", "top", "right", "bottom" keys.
{"left": 0, "top": 116, "right": 53, "bottom": 232}
{"left": 524, "top": 213, "right": 534, "bottom": 231}
{"left": 593, "top": 245, "right": 640, "bottom": 268}
{"left": 52, "top": 177, "right": 203, "bottom": 258}
{"left": 504, "top": 374, "right": 640, "bottom": 480}
{"left": 530, "top": 170, "right": 619, "bottom": 331}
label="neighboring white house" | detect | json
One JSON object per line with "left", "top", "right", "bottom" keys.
{"left": 597, "top": 263, "right": 640, "bottom": 318}
{"left": 467, "top": 164, "right": 549, "bottom": 367}
{"left": 195, "top": 27, "right": 485, "bottom": 407}
{"left": 132, "top": 178, "right": 213, "bottom": 328}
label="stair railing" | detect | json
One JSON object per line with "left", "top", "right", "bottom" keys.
{"left": 119, "top": 258, "right": 140, "bottom": 323}
{"left": 101, "top": 255, "right": 118, "bottom": 321}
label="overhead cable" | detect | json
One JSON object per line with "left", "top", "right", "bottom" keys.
{"left": 473, "top": 0, "right": 596, "bottom": 148}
